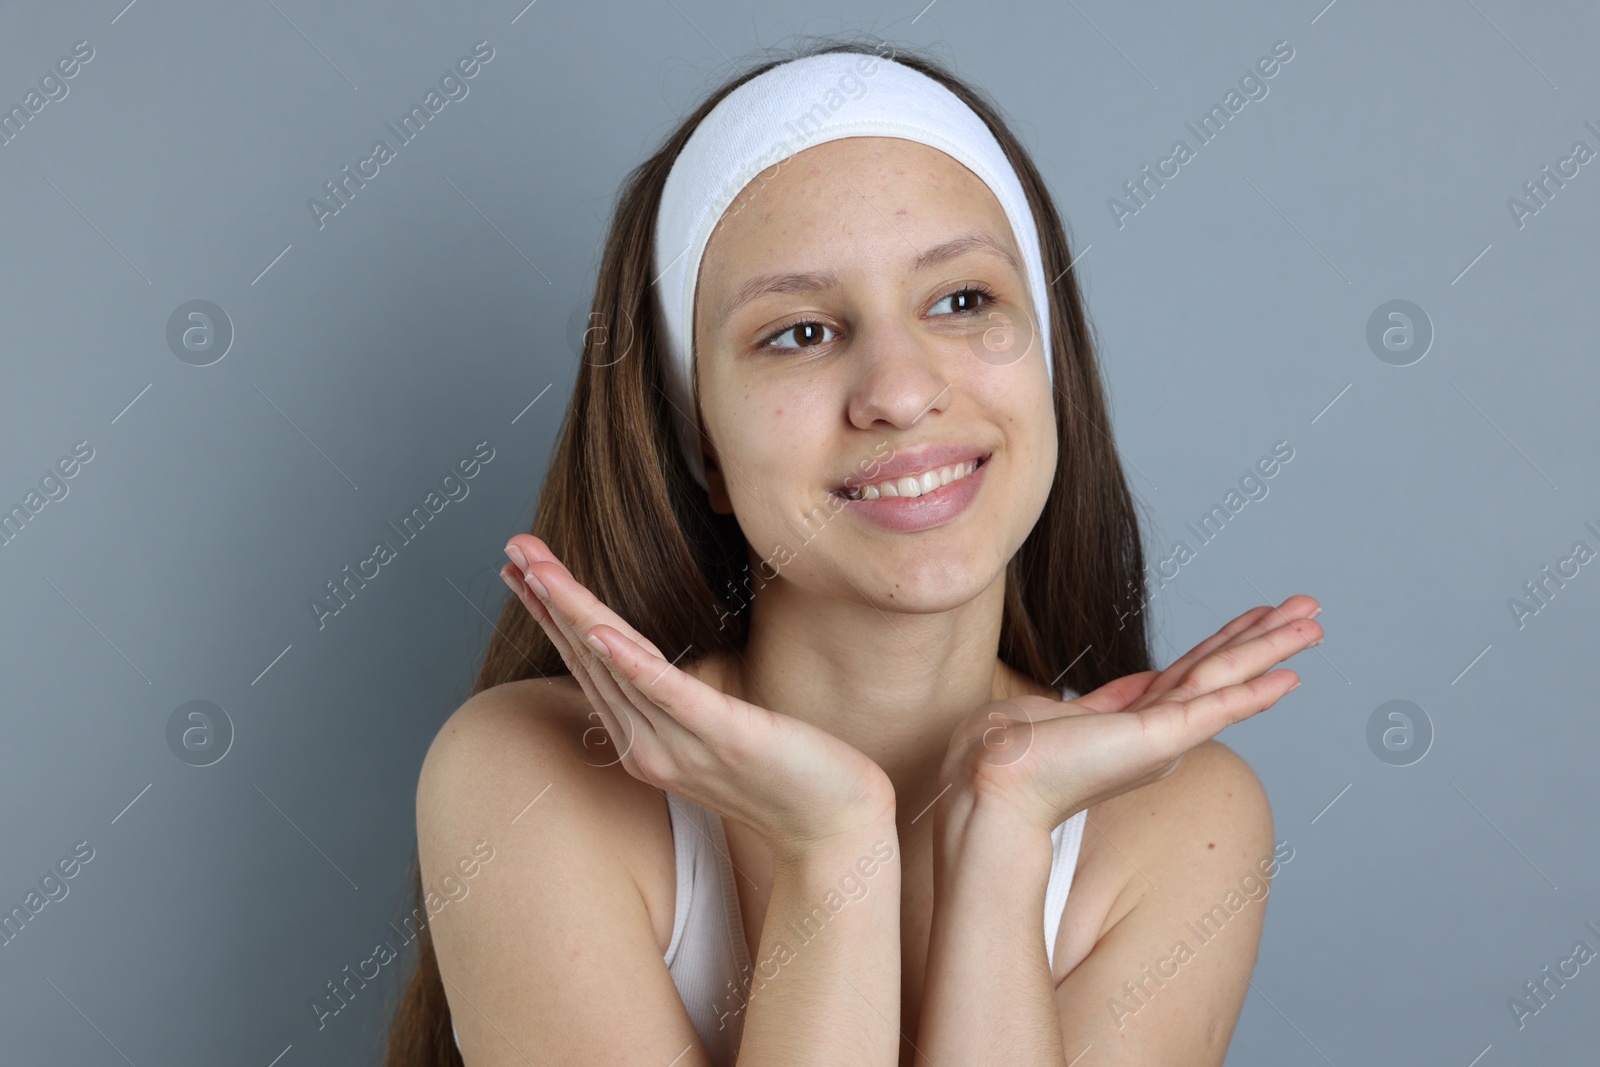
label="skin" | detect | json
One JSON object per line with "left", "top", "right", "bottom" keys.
{"left": 418, "top": 136, "right": 1322, "bottom": 1066}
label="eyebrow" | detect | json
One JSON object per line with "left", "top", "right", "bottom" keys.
{"left": 711, "top": 227, "right": 1022, "bottom": 331}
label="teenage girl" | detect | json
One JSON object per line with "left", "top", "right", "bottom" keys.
{"left": 386, "top": 38, "right": 1321, "bottom": 1067}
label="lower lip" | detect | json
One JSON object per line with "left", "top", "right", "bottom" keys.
{"left": 832, "top": 456, "right": 990, "bottom": 533}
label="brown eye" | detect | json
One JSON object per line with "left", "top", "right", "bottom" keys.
{"left": 763, "top": 320, "right": 838, "bottom": 351}
{"left": 933, "top": 286, "right": 997, "bottom": 317}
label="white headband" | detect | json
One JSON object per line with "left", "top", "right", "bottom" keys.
{"left": 652, "top": 50, "right": 1054, "bottom": 490}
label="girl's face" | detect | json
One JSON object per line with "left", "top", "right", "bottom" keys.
{"left": 692, "top": 136, "right": 1057, "bottom": 611}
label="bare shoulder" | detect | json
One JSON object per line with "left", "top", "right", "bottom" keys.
{"left": 415, "top": 676, "right": 679, "bottom": 953}
{"left": 1048, "top": 742, "right": 1280, "bottom": 1062}
{"left": 420, "top": 676, "right": 616, "bottom": 832}
{"left": 420, "top": 675, "right": 597, "bottom": 784}
{"left": 415, "top": 677, "right": 708, "bottom": 1063}
{"left": 1052, "top": 740, "right": 1275, "bottom": 979}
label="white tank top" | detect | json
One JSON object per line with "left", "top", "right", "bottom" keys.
{"left": 450, "top": 689, "right": 1090, "bottom": 1062}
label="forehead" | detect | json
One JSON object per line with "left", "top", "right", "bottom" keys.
{"left": 699, "top": 136, "right": 1015, "bottom": 281}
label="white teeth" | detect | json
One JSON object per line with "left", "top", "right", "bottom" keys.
{"left": 843, "top": 458, "right": 980, "bottom": 501}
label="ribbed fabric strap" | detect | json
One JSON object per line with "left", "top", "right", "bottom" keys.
{"left": 663, "top": 792, "right": 750, "bottom": 1063}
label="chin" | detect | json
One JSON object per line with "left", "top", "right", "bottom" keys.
{"left": 847, "top": 540, "right": 1009, "bottom": 612}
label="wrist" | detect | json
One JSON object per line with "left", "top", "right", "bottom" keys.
{"left": 771, "top": 816, "right": 901, "bottom": 878}
{"left": 934, "top": 786, "right": 1054, "bottom": 874}
{"left": 769, "top": 770, "right": 898, "bottom": 869}
{"left": 937, "top": 707, "right": 1078, "bottom": 840}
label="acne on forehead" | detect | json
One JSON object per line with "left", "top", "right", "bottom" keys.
{"left": 726, "top": 138, "right": 988, "bottom": 220}
{"left": 695, "top": 140, "right": 1018, "bottom": 340}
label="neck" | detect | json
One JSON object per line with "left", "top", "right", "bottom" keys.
{"left": 705, "top": 567, "right": 1046, "bottom": 818}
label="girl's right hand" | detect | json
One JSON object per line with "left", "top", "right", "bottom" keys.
{"left": 500, "top": 535, "right": 896, "bottom": 865}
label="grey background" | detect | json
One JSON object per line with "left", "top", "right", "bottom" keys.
{"left": 1, "top": 0, "right": 1595, "bottom": 1064}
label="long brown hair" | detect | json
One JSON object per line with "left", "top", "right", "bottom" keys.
{"left": 382, "top": 33, "right": 1153, "bottom": 1066}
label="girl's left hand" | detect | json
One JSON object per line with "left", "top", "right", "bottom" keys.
{"left": 939, "top": 595, "right": 1322, "bottom": 834}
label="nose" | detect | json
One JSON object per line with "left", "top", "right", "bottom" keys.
{"left": 844, "top": 321, "right": 952, "bottom": 431}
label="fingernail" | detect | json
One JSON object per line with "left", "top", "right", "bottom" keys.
{"left": 505, "top": 543, "right": 527, "bottom": 570}
{"left": 1310, "top": 637, "right": 1324, "bottom": 646}
{"left": 1308, "top": 606, "right": 1323, "bottom": 619}
{"left": 1288, "top": 681, "right": 1301, "bottom": 692}
{"left": 500, "top": 569, "right": 520, "bottom": 594}
{"left": 524, "top": 570, "right": 549, "bottom": 599}
{"left": 584, "top": 633, "right": 611, "bottom": 660}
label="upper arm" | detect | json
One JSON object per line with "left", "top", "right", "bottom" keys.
{"left": 415, "top": 682, "right": 710, "bottom": 1066}
{"left": 1051, "top": 741, "right": 1280, "bottom": 1066}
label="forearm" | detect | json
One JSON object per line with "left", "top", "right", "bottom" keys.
{"left": 734, "top": 824, "right": 903, "bottom": 1067}
{"left": 916, "top": 795, "right": 1066, "bottom": 1064}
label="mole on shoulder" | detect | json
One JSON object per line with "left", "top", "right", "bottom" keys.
{"left": 1207, "top": 842, "right": 1215, "bottom": 849}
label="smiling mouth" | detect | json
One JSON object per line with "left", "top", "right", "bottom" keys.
{"left": 834, "top": 453, "right": 991, "bottom": 501}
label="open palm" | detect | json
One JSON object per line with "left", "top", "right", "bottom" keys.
{"left": 502, "top": 535, "right": 896, "bottom": 862}
{"left": 943, "top": 596, "right": 1322, "bottom": 832}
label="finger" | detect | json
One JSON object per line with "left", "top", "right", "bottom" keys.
{"left": 1068, "top": 671, "right": 1162, "bottom": 714}
{"left": 1139, "top": 668, "right": 1300, "bottom": 753}
{"left": 505, "top": 563, "right": 650, "bottom": 764}
{"left": 521, "top": 552, "right": 668, "bottom": 661}
{"left": 500, "top": 562, "right": 595, "bottom": 682}
{"left": 1164, "top": 618, "right": 1320, "bottom": 705}
{"left": 503, "top": 563, "right": 591, "bottom": 687}
{"left": 523, "top": 565, "right": 633, "bottom": 709}
{"left": 525, "top": 562, "right": 661, "bottom": 712}
{"left": 585, "top": 623, "right": 748, "bottom": 745}
{"left": 500, "top": 561, "right": 559, "bottom": 633}
{"left": 1211, "top": 595, "right": 1321, "bottom": 655}
{"left": 1149, "top": 605, "right": 1277, "bottom": 694}
{"left": 523, "top": 569, "right": 704, "bottom": 780}
{"left": 1149, "top": 596, "right": 1319, "bottom": 700}
{"left": 582, "top": 625, "right": 708, "bottom": 751}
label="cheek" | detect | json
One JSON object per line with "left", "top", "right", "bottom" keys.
{"left": 972, "top": 377, "right": 1056, "bottom": 515}
{"left": 724, "top": 405, "right": 839, "bottom": 546}
{"left": 1016, "top": 396, "right": 1058, "bottom": 496}
{"left": 738, "top": 407, "right": 812, "bottom": 499}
